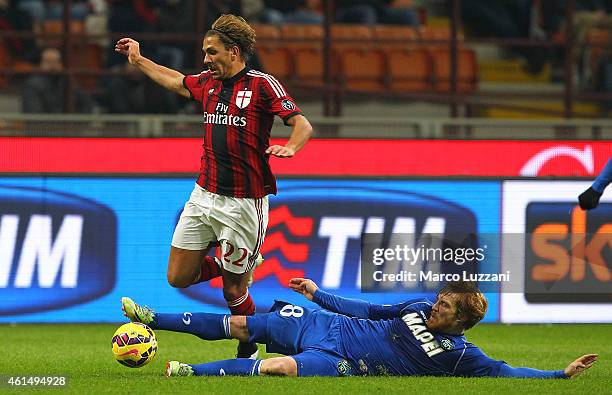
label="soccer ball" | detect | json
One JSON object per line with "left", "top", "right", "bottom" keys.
{"left": 111, "top": 322, "right": 157, "bottom": 368}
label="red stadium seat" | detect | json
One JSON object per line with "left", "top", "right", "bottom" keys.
{"left": 339, "top": 48, "right": 386, "bottom": 91}
{"left": 331, "top": 25, "right": 373, "bottom": 50}
{"left": 430, "top": 47, "right": 478, "bottom": 93}
{"left": 0, "top": 41, "right": 9, "bottom": 88}
{"left": 257, "top": 45, "right": 293, "bottom": 83}
{"left": 293, "top": 46, "right": 325, "bottom": 86}
{"left": 280, "top": 24, "right": 323, "bottom": 47}
{"left": 69, "top": 43, "right": 103, "bottom": 90}
{"left": 418, "top": 26, "right": 463, "bottom": 48}
{"left": 386, "top": 47, "right": 433, "bottom": 92}
{"left": 252, "top": 24, "right": 281, "bottom": 42}
{"left": 42, "top": 20, "right": 85, "bottom": 47}
{"left": 372, "top": 25, "right": 418, "bottom": 43}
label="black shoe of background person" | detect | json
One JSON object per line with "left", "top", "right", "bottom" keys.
{"left": 578, "top": 187, "right": 602, "bottom": 210}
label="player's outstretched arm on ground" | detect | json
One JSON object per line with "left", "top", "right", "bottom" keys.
{"left": 266, "top": 115, "right": 312, "bottom": 158}
{"left": 579, "top": 156, "right": 612, "bottom": 210}
{"left": 115, "top": 38, "right": 189, "bottom": 98}
{"left": 563, "top": 354, "right": 598, "bottom": 379}
{"left": 458, "top": 347, "right": 598, "bottom": 379}
{"left": 289, "top": 278, "right": 417, "bottom": 320}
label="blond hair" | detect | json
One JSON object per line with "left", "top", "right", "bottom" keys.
{"left": 438, "top": 282, "right": 488, "bottom": 330}
{"left": 205, "top": 14, "right": 256, "bottom": 62}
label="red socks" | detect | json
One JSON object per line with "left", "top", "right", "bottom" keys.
{"left": 227, "top": 290, "right": 255, "bottom": 316}
{"left": 197, "top": 256, "right": 222, "bottom": 283}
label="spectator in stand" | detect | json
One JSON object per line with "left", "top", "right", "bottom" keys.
{"left": 100, "top": 63, "right": 182, "bottom": 114}
{"left": 0, "top": 0, "right": 38, "bottom": 62}
{"left": 541, "top": 0, "right": 612, "bottom": 87}
{"left": 157, "top": 0, "right": 195, "bottom": 69}
{"left": 335, "top": 0, "right": 418, "bottom": 26}
{"left": 460, "top": 0, "right": 546, "bottom": 74}
{"left": 262, "top": 0, "right": 323, "bottom": 25}
{"left": 106, "top": 0, "right": 160, "bottom": 67}
{"left": 18, "top": 0, "right": 90, "bottom": 22}
{"left": 21, "top": 47, "right": 93, "bottom": 113}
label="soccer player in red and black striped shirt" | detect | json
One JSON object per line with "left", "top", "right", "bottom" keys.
{"left": 115, "top": 14, "right": 313, "bottom": 358}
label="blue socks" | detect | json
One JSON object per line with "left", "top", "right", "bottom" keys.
{"left": 154, "top": 312, "right": 232, "bottom": 340}
{"left": 191, "top": 358, "right": 262, "bottom": 376}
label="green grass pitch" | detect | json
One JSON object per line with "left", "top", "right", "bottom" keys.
{"left": 0, "top": 323, "right": 609, "bottom": 394}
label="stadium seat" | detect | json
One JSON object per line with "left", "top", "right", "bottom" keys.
{"left": 339, "top": 48, "right": 386, "bottom": 91}
{"left": 280, "top": 24, "right": 323, "bottom": 47}
{"left": 372, "top": 25, "right": 418, "bottom": 43}
{"left": 252, "top": 24, "right": 281, "bottom": 42}
{"left": 331, "top": 25, "right": 373, "bottom": 50}
{"left": 331, "top": 25, "right": 373, "bottom": 41}
{"left": 418, "top": 26, "right": 463, "bottom": 48}
{"left": 42, "top": 20, "right": 85, "bottom": 47}
{"left": 257, "top": 45, "right": 293, "bottom": 83}
{"left": 293, "top": 46, "right": 325, "bottom": 86}
{"left": 69, "top": 43, "right": 103, "bottom": 90}
{"left": 386, "top": 47, "right": 433, "bottom": 92}
{"left": 430, "top": 47, "right": 478, "bottom": 93}
{"left": 0, "top": 41, "right": 9, "bottom": 88}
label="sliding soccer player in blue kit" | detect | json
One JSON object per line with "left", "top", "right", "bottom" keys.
{"left": 121, "top": 279, "right": 597, "bottom": 379}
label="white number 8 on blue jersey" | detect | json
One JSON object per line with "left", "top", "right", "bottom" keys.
{"left": 279, "top": 304, "right": 304, "bottom": 318}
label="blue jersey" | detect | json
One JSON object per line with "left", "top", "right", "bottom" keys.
{"left": 312, "top": 290, "right": 567, "bottom": 378}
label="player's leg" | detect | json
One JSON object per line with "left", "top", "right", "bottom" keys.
{"left": 122, "top": 299, "right": 261, "bottom": 343}
{"left": 167, "top": 185, "right": 218, "bottom": 288}
{"left": 166, "top": 352, "right": 341, "bottom": 377}
{"left": 213, "top": 196, "right": 269, "bottom": 358}
{"left": 221, "top": 268, "right": 258, "bottom": 358}
{"left": 165, "top": 356, "right": 296, "bottom": 377}
{"left": 166, "top": 247, "right": 209, "bottom": 288}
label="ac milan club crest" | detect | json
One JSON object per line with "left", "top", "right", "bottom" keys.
{"left": 235, "top": 90, "right": 252, "bottom": 109}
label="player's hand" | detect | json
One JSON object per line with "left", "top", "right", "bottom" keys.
{"left": 266, "top": 145, "right": 295, "bottom": 158}
{"left": 578, "top": 187, "right": 602, "bottom": 210}
{"left": 115, "top": 38, "right": 142, "bottom": 65}
{"left": 289, "top": 278, "right": 318, "bottom": 301}
{"left": 564, "top": 354, "right": 598, "bottom": 378}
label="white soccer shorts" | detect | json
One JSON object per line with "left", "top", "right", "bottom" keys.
{"left": 171, "top": 183, "right": 269, "bottom": 274}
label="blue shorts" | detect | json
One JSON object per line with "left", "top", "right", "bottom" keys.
{"left": 246, "top": 301, "right": 355, "bottom": 377}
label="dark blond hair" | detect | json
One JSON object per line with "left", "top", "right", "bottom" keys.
{"left": 438, "top": 282, "right": 488, "bottom": 330}
{"left": 205, "top": 14, "right": 256, "bottom": 62}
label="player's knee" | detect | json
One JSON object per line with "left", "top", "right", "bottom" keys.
{"left": 166, "top": 271, "right": 191, "bottom": 288}
{"left": 260, "top": 358, "right": 297, "bottom": 376}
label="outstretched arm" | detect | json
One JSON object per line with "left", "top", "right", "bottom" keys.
{"left": 115, "top": 38, "right": 189, "bottom": 98}
{"left": 458, "top": 346, "right": 598, "bottom": 379}
{"left": 289, "top": 278, "right": 415, "bottom": 319}
{"left": 579, "top": 156, "right": 612, "bottom": 210}
{"left": 498, "top": 354, "right": 598, "bottom": 379}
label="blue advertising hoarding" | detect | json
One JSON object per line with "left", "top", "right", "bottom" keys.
{"left": 0, "top": 178, "right": 500, "bottom": 323}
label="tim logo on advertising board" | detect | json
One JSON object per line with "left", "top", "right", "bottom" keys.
{"left": 180, "top": 185, "right": 478, "bottom": 309}
{"left": 525, "top": 202, "right": 612, "bottom": 303}
{"left": 0, "top": 186, "right": 116, "bottom": 315}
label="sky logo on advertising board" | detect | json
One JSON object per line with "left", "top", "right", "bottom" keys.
{"left": 180, "top": 186, "right": 477, "bottom": 309}
{"left": 0, "top": 186, "right": 116, "bottom": 315}
{"left": 525, "top": 202, "right": 612, "bottom": 303}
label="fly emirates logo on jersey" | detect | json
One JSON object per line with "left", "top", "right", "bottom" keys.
{"left": 401, "top": 312, "right": 444, "bottom": 357}
{"left": 203, "top": 102, "right": 247, "bottom": 127}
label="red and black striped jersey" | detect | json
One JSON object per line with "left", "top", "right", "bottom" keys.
{"left": 183, "top": 67, "right": 302, "bottom": 198}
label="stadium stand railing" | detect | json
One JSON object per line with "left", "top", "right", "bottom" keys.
{"left": 1, "top": 113, "right": 611, "bottom": 139}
